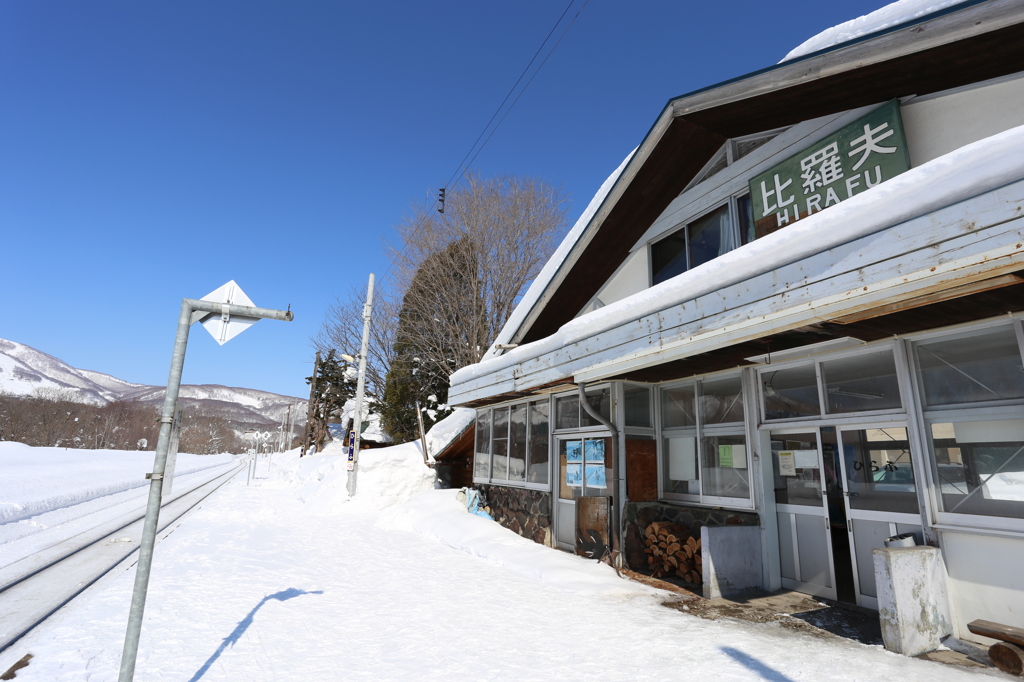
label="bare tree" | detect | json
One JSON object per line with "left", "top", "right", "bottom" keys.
{"left": 312, "top": 283, "right": 399, "bottom": 405}
{"left": 388, "top": 173, "right": 568, "bottom": 381}
{"left": 313, "top": 173, "right": 568, "bottom": 441}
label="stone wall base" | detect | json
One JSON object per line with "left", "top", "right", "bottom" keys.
{"left": 477, "top": 485, "right": 553, "bottom": 547}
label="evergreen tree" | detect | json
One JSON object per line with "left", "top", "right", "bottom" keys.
{"left": 305, "top": 349, "right": 358, "bottom": 451}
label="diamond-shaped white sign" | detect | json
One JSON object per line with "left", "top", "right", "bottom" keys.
{"left": 200, "top": 280, "right": 260, "bottom": 345}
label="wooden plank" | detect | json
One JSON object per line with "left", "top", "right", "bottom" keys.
{"left": 625, "top": 439, "right": 658, "bottom": 502}
{"left": 967, "top": 619, "right": 1024, "bottom": 648}
{"left": 831, "top": 274, "right": 1024, "bottom": 323}
{"left": 989, "top": 642, "right": 1024, "bottom": 676}
{"left": 449, "top": 186, "right": 1024, "bottom": 403}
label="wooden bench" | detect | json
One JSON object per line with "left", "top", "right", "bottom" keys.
{"left": 968, "top": 619, "right": 1024, "bottom": 676}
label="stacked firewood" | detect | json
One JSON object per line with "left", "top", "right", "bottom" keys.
{"left": 643, "top": 521, "right": 702, "bottom": 584}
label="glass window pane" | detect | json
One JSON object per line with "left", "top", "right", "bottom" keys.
{"left": 528, "top": 401, "right": 549, "bottom": 484}
{"left": 763, "top": 365, "right": 821, "bottom": 420}
{"left": 559, "top": 440, "right": 583, "bottom": 500}
{"left": 492, "top": 406, "right": 508, "bottom": 439}
{"left": 583, "top": 437, "right": 611, "bottom": 494}
{"left": 688, "top": 205, "right": 733, "bottom": 270}
{"left": 930, "top": 419, "right": 1024, "bottom": 519}
{"left": 840, "top": 427, "right": 918, "bottom": 513}
{"left": 651, "top": 230, "right": 688, "bottom": 286}
{"left": 624, "top": 385, "right": 651, "bottom": 428}
{"left": 555, "top": 395, "right": 580, "bottom": 430}
{"left": 916, "top": 327, "right": 1024, "bottom": 406}
{"left": 663, "top": 435, "right": 699, "bottom": 496}
{"left": 582, "top": 388, "right": 611, "bottom": 427}
{"left": 508, "top": 404, "right": 527, "bottom": 482}
{"left": 823, "top": 350, "right": 902, "bottom": 414}
{"left": 491, "top": 408, "right": 508, "bottom": 480}
{"left": 474, "top": 410, "right": 490, "bottom": 479}
{"left": 738, "top": 194, "right": 755, "bottom": 245}
{"left": 661, "top": 384, "right": 696, "bottom": 428}
{"left": 771, "top": 431, "right": 822, "bottom": 506}
{"left": 700, "top": 375, "right": 744, "bottom": 424}
{"left": 701, "top": 434, "right": 750, "bottom": 500}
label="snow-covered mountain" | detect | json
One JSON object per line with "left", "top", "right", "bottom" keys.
{"left": 0, "top": 338, "right": 305, "bottom": 427}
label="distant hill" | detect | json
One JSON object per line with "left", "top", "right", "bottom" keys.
{"left": 0, "top": 338, "right": 305, "bottom": 429}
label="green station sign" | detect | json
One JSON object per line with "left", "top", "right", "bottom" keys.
{"left": 748, "top": 100, "right": 910, "bottom": 239}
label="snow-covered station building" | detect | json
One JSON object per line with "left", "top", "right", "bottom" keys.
{"left": 448, "top": 0, "right": 1024, "bottom": 643}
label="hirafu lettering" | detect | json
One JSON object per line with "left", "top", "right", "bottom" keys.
{"left": 750, "top": 100, "right": 910, "bottom": 234}
{"left": 768, "top": 164, "right": 885, "bottom": 226}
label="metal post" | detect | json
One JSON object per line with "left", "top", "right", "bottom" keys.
{"left": 118, "top": 300, "right": 192, "bottom": 682}
{"left": 346, "top": 273, "right": 375, "bottom": 497}
{"left": 118, "top": 297, "right": 292, "bottom": 682}
{"left": 415, "top": 400, "right": 430, "bottom": 466}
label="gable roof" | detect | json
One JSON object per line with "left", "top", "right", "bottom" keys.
{"left": 494, "top": 0, "right": 1024, "bottom": 351}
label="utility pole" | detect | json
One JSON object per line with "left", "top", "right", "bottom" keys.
{"left": 303, "top": 351, "right": 320, "bottom": 456}
{"left": 415, "top": 400, "right": 430, "bottom": 466}
{"left": 281, "top": 404, "right": 292, "bottom": 453}
{"left": 346, "top": 273, "right": 374, "bottom": 497}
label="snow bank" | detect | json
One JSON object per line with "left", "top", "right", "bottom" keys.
{"left": 782, "top": 0, "right": 969, "bottom": 62}
{"left": 382, "top": 489, "right": 655, "bottom": 599}
{"left": 482, "top": 148, "right": 637, "bottom": 360}
{"left": 452, "top": 123, "right": 1024, "bottom": 387}
{"left": 0, "top": 443, "right": 237, "bottom": 525}
{"left": 425, "top": 407, "right": 475, "bottom": 458}
{"left": 272, "top": 441, "right": 435, "bottom": 513}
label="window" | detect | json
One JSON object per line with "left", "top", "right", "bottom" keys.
{"left": 651, "top": 205, "right": 737, "bottom": 285}
{"left": 916, "top": 326, "right": 1024, "bottom": 407}
{"left": 475, "top": 399, "right": 551, "bottom": 487}
{"left": 928, "top": 419, "right": 1024, "bottom": 519}
{"left": 914, "top": 324, "right": 1024, "bottom": 521}
{"left": 660, "top": 374, "right": 751, "bottom": 507}
{"left": 554, "top": 387, "right": 610, "bottom": 430}
{"left": 623, "top": 384, "right": 652, "bottom": 428}
{"left": 762, "top": 348, "right": 904, "bottom": 421}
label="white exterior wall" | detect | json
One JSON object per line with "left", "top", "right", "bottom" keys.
{"left": 594, "top": 248, "right": 648, "bottom": 307}
{"left": 940, "top": 530, "right": 1024, "bottom": 643}
{"left": 902, "top": 72, "right": 1024, "bottom": 167}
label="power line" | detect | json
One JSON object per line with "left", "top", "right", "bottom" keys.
{"left": 442, "top": 0, "right": 578, "bottom": 193}
{"left": 380, "top": 0, "right": 588, "bottom": 287}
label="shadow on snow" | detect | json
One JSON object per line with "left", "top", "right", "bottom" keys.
{"left": 189, "top": 588, "right": 323, "bottom": 682}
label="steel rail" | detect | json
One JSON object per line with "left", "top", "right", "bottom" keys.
{"left": 0, "top": 462, "right": 245, "bottom": 654}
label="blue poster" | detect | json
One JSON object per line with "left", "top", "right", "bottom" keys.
{"left": 565, "top": 463, "right": 583, "bottom": 487}
{"left": 585, "top": 439, "right": 605, "bottom": 463}
{"left": 565, "top": 440, "right": 583, "bottom": 462}
{"left": 585, "top": 463, "right": 607, "bottom": 488}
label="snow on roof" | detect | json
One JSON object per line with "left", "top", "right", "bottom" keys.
{"left": 425, "top": 407, "right": 475, "bottom": 457}
{"left": 451, "top": 123, "right": 1024, "bottom": 389}
{"left": 481, "top": 148, "right": 637, "bottom": 361}
{"left": 781, "top": 0, "right": 972, "bottom": 62}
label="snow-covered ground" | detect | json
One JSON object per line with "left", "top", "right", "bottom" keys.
{"left": 0, "top": 444, "right": 238, "bottom": 571}
{"left": 0, "top": 440, "right": 998, "bottom": 681}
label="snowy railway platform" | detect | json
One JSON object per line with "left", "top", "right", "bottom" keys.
{"left": 0, "top": 443, "right": 1007, "bottom": 681}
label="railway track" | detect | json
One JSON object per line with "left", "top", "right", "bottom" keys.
{"left": 0, "top": 461, "right": 245, "bottom": 653}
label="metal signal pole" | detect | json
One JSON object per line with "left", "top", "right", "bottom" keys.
{"left": 346, "top": 273, "right": 374, "bottom": 497}
{"left": 118, "top": 286, "right": 292, "bottom": 682}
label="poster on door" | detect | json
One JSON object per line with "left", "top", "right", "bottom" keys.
{"left": 565, "top": 440, "right": 583, "bottom": 487}
{"left": 585, "top": 439, "right": 607, "bottom": 488}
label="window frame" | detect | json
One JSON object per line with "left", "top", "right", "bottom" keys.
{"left": 905, "top": 318, "right": 1024, "bottom": 532}
{"left": 757, "top": 342, "right": 909, "bottom": 425}
{"left": 657, "top": 371, "right": 754, "bottom": 510}
{"left": 473, "top": 396, "right": 553, "bottom": 491}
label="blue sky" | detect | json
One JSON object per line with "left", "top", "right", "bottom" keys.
{"left": 1, "top": 0, "right": 887, "bottom": 399}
